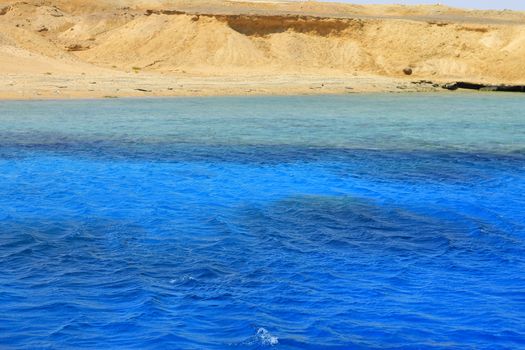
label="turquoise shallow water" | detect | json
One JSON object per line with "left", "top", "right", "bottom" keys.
{"left": 0, "top": 95, "right": 524, "bottom": 349}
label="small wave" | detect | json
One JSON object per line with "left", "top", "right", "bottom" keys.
{"left": 169, "top": 275, "right": 196, "bottom": 284}
{"left": 243, "top": 328, "right": 279, "bottom": 347}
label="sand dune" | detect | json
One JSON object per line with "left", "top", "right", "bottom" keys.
{"left": 0, "top": 0, "right": 524, "bottom": 98}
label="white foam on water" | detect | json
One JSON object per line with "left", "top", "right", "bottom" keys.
{"left": 237, "top": 327, "right": 279, "bottom": 347}
{"left": 169, "top": 275, "right": 195, "bottom": 284}
{"left": 256, "top": 328, "right": 279, "bottom": 346}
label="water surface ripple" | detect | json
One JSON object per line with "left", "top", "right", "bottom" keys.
{"left": 0, "top": 95, "right": 524, "bottom": 349}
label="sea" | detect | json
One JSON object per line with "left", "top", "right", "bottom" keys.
{"left": 0, "top": 94, "right": 524, "bottom": 349}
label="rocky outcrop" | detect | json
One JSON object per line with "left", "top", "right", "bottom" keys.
{"left": 0, "top": 6, "right": 11, "bottom": 15}
{"left": 443, "top": 82, "right": 525, "bottom": 92}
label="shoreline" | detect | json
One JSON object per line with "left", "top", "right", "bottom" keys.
{"left": 0, "top": 86, "right": 512, "bottom": 101}
{"left": 2, "top": 72, "right": 522, "bottom": 101}
{"left": 0, "top": 73, "right": 446, "bottom": 100}
{"left": 2, "top": 90, "right": 511, "bottom": 102}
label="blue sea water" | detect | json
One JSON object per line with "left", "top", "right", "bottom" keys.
{"left": 0, "top": 94, "right": 524, "bottom": 349}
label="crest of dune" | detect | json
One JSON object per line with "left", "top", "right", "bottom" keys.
{"left": 77, "top": 13, "right": 375, "bottom": 74}
{"left": 80, "top": 15, "right": 266, "bottom": 71}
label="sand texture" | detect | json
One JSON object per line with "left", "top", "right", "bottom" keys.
{"left": 0, "top": 0, "right": 524, "bottom": 99}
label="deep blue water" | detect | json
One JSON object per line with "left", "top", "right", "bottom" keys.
{"left": 0, "top": 95, "right": 524, "bottom": 349}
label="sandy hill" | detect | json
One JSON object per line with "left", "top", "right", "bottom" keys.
{"left": 0, "top": 0, "right": 524, "bottom": 98}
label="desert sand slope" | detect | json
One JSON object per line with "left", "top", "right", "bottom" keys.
{"left": 0, "top": 0, "right": 524, "bottom": 99}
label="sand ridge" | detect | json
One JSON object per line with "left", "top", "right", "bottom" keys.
{"left": 0, "top": 0, "right": 524, "bottom": 99}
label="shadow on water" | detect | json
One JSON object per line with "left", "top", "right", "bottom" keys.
{"left": 237, "top": 195, "right": 524, "bottom": 265}
{"left": 1, "top": 135, "right": 524, "bottom": 192}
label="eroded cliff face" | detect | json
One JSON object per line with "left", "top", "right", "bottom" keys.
{"left": 0, "top": 0, "right": 524, "bottom": 83}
